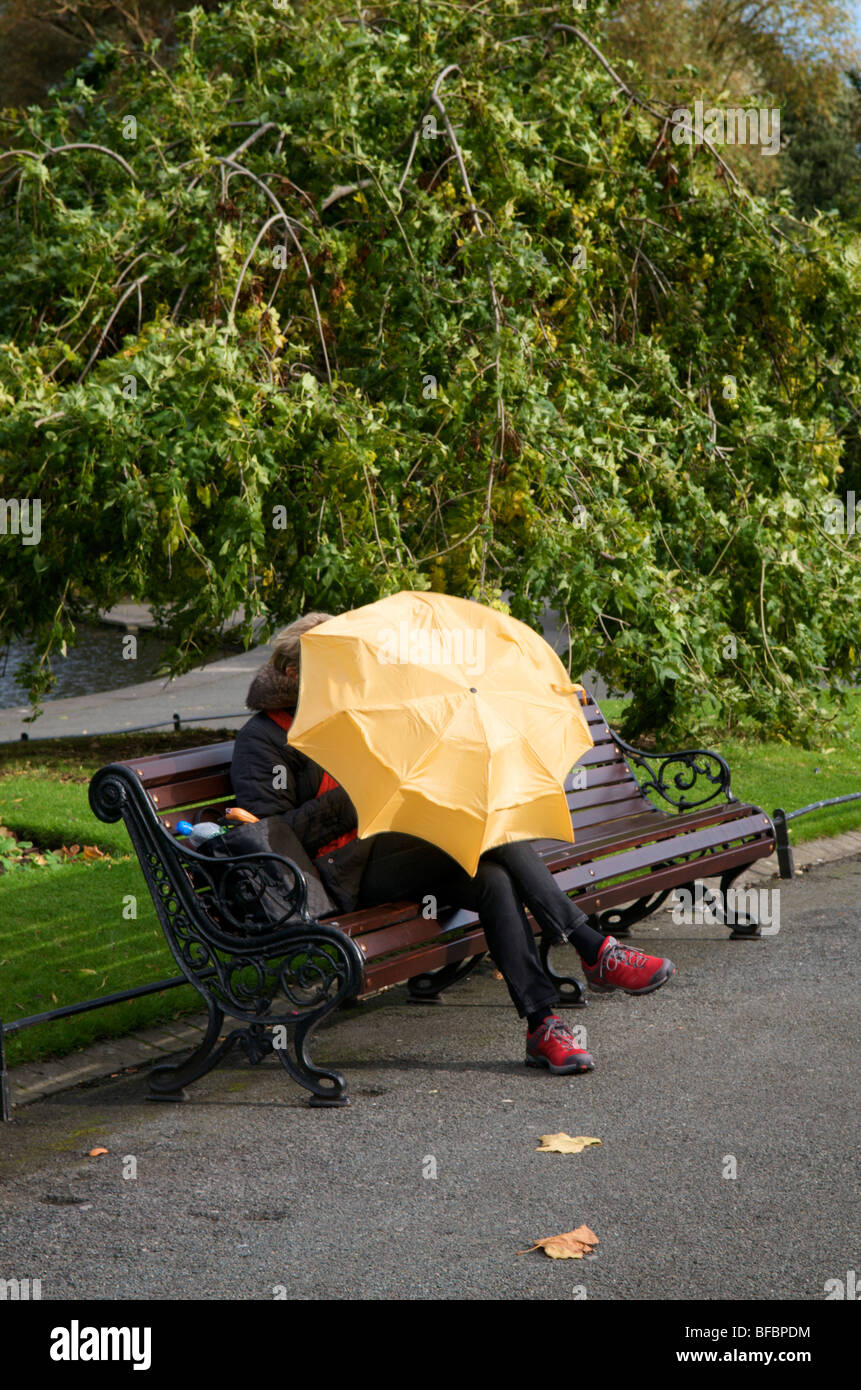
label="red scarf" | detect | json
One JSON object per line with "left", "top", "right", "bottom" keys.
{"left": 266, "top": 709, "right": 358, "bottom": 858}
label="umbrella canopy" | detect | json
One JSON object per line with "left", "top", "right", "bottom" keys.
{"left": 287, "top": 592, "right": 594, "bottom": 874}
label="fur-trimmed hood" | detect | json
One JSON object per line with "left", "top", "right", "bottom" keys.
{"left": 245, "top": 662, "right": 299, "bottom": 712}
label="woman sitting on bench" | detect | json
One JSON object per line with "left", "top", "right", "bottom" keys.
{"left": 230, "top": 615, "right": 676, "bottom": 1076}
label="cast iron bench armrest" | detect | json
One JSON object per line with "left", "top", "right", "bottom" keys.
{"left": 89, "top": 761, "right": 365, "bottom": 1106}
{"left": 610, "top": 729, "right": 733, "bottom": 812}
{"left": 91, "top": 763, "right": 319, "bottom": 942}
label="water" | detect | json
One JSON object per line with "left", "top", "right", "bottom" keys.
{"left": 0, "top": 625, "right": 232, "bottom": 708}
{"left": 0, "top": 609, "right": 615, "bottom": 709}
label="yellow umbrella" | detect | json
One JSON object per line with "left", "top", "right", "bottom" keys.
{"left": 287, "top": 592, "right": 594, "bottom": 874}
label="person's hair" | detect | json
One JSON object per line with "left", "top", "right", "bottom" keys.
{"left": 270, "top": 612, "right": 335, "bottom": 673}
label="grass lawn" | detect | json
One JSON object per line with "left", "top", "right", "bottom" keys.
{"left": 0, "top": 731, "right": 232, "bottom": 1068}
{"left": 1, "top": 706, "right": 860, "bottom": 1069}
{"left": 0, "top": 859, "right": 200, "bottom": 1066}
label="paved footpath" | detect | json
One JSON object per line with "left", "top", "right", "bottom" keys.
{"left": 0, "top": 856, "right": 857, "bottom": 1301}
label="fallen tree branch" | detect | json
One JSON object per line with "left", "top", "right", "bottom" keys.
{"left": 77, "top": 274, "right": 149, "bottom": 383}
{"left": 216, "top": 156, "right": 332, "bottom": 385}
{"left": 320, "top": 178, "right": 373, "bottom": 211}
{"left": 544, "top": 23, "right": 741, "bottom": 191}
{"left": 0, "top": 143, "right": 138, "bottom": 183}
{"left": 426, "top": 66, "right": 505, "bottom": 592}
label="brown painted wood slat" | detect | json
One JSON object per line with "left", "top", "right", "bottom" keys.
{"left": 569, "top": 839, "right": 776, "bottom": 915}
{"left": 361, "top": 929, "right": 489, "bottom": 995}
{"left": 144, "top": 772, "right": 233, "bottom": 812}
{"left": 565, "top": 771, "right": 643, "bottom": 805}
{"left": 118, "top": 742, "right": 235, "bottom": 788}
{"left": 324, "top": 900, "right": 429, "bottom": 936}
{"left": 568, "top": 797, "right": 661, "bottom": 834}
{"left": 539, "top": 801, "right": 768, "bottom": 870}
{"left": 550, "top": 811, "right": 772, "bottom": 893}
{"left": 353, "top": 914, "right": 468, "bottom": 963}
{"left": 572, "top": 742, "right": 629, "bottom": 767}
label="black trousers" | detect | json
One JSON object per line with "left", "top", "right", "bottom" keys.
{"left": 357, "top": 833, "right": 606, "bottom": 1018}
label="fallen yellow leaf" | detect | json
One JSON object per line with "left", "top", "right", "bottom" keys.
{"left": 536, "top": 1133, "right": 602, "bottom": 1154}
{"left": 519, "top": 1225, "right": 599, "bottom": 1259}
{"left": 88, "top": 1147, "right": 108, "bottom": 1157}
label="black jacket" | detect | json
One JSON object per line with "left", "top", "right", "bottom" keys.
{"left": 229, "top": 663, "right": 373, "bottom": 912}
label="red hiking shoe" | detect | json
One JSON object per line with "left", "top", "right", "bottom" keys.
{"left": 582, "top": 936, "right": 675, "bottom": 995}
{"left": 525, "top": 1015, "right": 595, "bottom": 1074}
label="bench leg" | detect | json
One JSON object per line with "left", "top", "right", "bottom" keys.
{"left": 273, "top": 1012, "right": 350, "bottom": 1107}
{"left": 539, "top": 938, "right": 588, "bottom": 1007}
{"left": 593, "top": 888, "right": 674, "bottom": 939}
{"left": 717, "top": 868, "right": 762, "bottom": 939}
{"left": 147, "top": 997, "right": 231, "bottom": 1102}
{"left": 406, "top": 953, "right": 488, "bottom": 1003}
{"left": 267, "top": 926, "right": 365, "bottom": 1106}
{"left": 673, "top": 873, "right": 762, "bottom": 939}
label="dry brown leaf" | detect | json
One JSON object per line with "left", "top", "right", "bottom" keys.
{"left": 82, "top": 845, "right": 105, "bottom": 860}
{"left": 88, "top": 1147, "right": 108, "bottom": 1158}
{"left": 536, "top": 1133, "right": 601, "bottom": 1154}
{"left": 519, "top": 1225, "right": 599, "bottom": 1259}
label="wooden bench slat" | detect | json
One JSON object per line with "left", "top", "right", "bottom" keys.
{"left": 352, "top": 914, "right": 468, "bottom": 963}
{"left": 573, "top": 741, "right": 629, "bottom": 767}
{"left": 540, "top": 801, "right": 767, "bottom": 867}
{"left": 324, "top": 900, "right": 426, "bottom": 935}
{"left": 360, "top": 932, "right": 486, "bottom": 995}
{"left": 536, "top": 813, "right": 763, "bottom": 874}
{"left": 568, "top": 797, "right": 661, "bottom": 833}
{"left": 118, "top": 742, "right": 235, "bottom": 788}
{"left": 573, "top": 839, "right": 776, "bottom": 914}
{"left": 145, "top": 773, "right": 233, "bottom": 812}
{"left": 565, "top": 763, "right": 641, "bottom": 795}
{"left": 549, "top": 811, "right": 772, "bottom": 892}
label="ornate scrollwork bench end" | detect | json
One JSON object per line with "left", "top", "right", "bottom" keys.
{"left": 611, "top": 732, "right": 733, "bottom": 811}
{"left": 90, "top": 762, "right": 366, "bottom": 1107}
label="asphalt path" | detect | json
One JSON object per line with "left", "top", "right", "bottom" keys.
{"left": 0, "top": 858, "right": 857, "bottom": 1302}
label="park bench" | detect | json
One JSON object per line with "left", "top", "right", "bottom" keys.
{"left": 88, "top": 690, "right": 776, "bottom": 1107}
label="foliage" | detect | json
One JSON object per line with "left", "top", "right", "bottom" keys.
{"left": 604, "top": 0, "right": 861, "bottom": 210}
{"left": 0, "top": 824, "right": 65, "bottom": 870}
{"left": 0, "top": 0, "right": 859, "bottom": 742}
{"left": 781, "top": 72, "right": 861, "bottom": 228}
